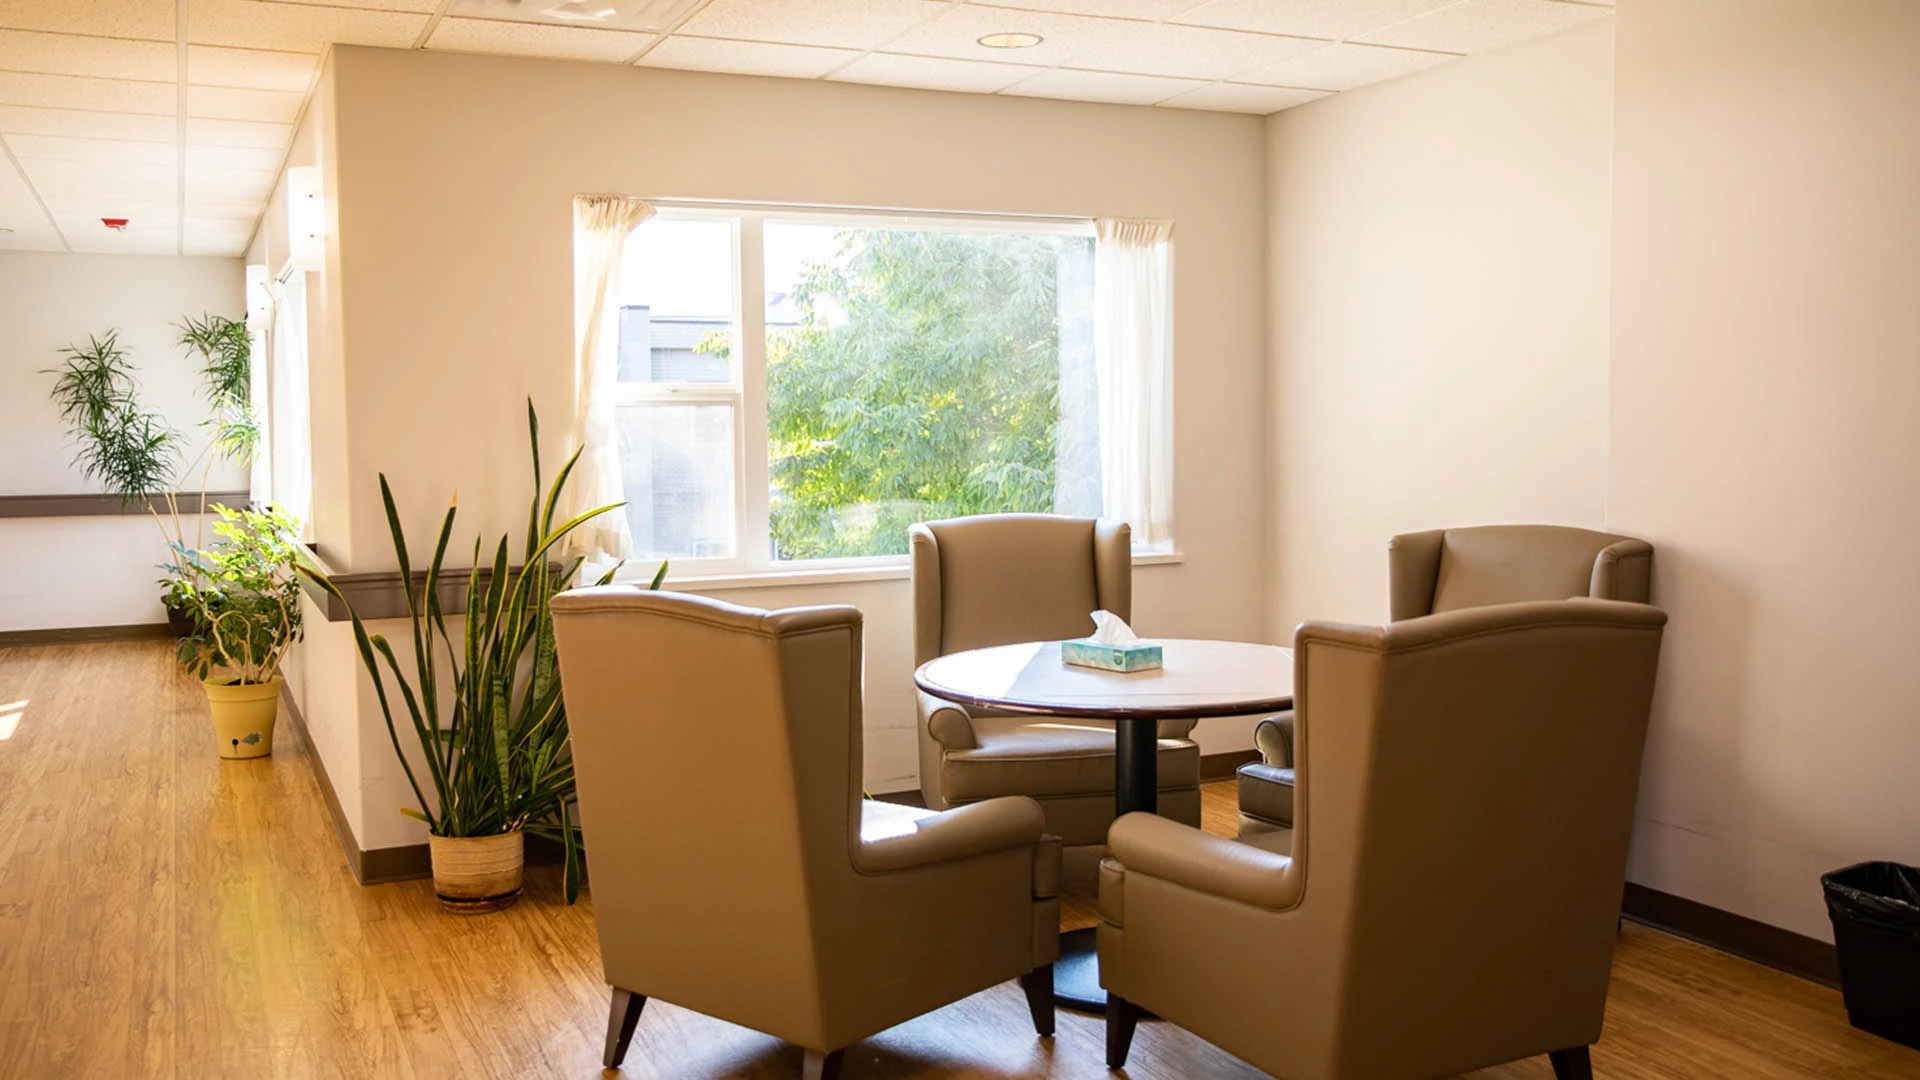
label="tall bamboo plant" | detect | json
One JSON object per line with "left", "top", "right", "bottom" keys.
{"left": 298, "top": 401, "right": 665, "bottom": 903}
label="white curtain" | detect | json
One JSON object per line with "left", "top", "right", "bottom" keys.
{"left": 268, "top": 272, "right": 312, "bottom": 540}
{"left": 244, "top": 272, "right": 273, "bottom": 507}
{"left": 1093, "top": 218, "right": 1174, "bottom": 546}
{"left": 562, "top": 195, "right": 654, "bottom": 569}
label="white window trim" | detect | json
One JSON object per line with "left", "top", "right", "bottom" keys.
{"left": 611, "top": 201, "right": 1123, "bottom": 587}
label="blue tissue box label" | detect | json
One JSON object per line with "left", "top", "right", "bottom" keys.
{"left": 1061, "top": 638, "right": 1163, "bottom": 672}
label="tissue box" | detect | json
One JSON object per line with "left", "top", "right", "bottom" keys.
{"left": 1061, "top": 638, "right": 1163, "bottom": 672}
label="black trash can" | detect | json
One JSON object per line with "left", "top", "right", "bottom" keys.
{"left": 1821, "top": 861, "right": 1920, "bottom": 1051}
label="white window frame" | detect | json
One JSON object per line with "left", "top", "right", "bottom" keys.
{"left": 612, "top": 201, "right": 1134, "bottom": 585}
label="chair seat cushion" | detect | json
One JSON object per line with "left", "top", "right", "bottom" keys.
{"left": 943, "top": 715, "right": 1200, "bottom": 801}
{"left": 1236, "top": 824, "right": 1293, "bottom": 856}
{"left": 1236, "top": 761, "right": 1295, "bottom": 826}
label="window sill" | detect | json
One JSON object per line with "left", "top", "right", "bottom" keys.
{"left": 655, "top": 549, "right": 1186, "bottom": 593}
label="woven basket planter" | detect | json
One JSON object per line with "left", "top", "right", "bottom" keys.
{"left": 428, "top": 830, "right": 525, "bottom": 914}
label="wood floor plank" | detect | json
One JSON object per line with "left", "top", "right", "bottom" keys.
{"left": 1, "top": 641, "right": 1916, "bottom": 1079}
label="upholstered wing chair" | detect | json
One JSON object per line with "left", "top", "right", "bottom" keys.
{"left": 551, "top": 588, "right": 1062, "bottom": 1080}
{"left": 1239, "top": 524, "right": 1653, "bottom": 835}
{"left": 1104, "top": 599, "right": 1668, "bottom": 1080}
{"left": 911, "top": 514, "right": 1201, "bottom": 846}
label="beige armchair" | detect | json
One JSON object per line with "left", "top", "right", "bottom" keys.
{"left": 1240, "top": 524, "right": 1653, "bottom": 835}
{"left": 911, "top": 513, "right": 1201, "bottom": 846}
{"left": 1103, "top": 599, "right": 1668, "bottom": 1080}
{"left": 551, "top": 588, "right": 1061, "bottom": 1080}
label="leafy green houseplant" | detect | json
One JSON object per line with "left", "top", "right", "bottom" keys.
{"left": 175, "top": 504, "right": 307, "bottom": 759}
{"left": 43, "top": 316, "right": 263, "bottom": 636}
{"left": 299, "top": 401, "right": 664, "bottom": 912}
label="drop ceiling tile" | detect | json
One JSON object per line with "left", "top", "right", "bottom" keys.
{"left": 16, "top": 156, "right": 175, "bottom": 199}
{"left": 1064, "top": 21, "right": 1323, "bottom": 81}
{"left": 1000, "top": 68, "right": 1206, "bottom": 107}
{"left": 273, "top": 0, "right": 437, "bottom": 11}
{"left": 188, "top": 0, "right": 428, "bottom": 53}
{"left": 0, "top": 71, "right": 174, "bottom": 116}
{"left": 60, "top": 214, "right": 179, "bottom": 254}
{"left": 1159, "top": 81, "right": 1329, "bottom": 113}
{"left": 188, "top": 166, "right": 277, "bottom": 201}
{"left": 638, "top": 36, "right": 859, "bottom": 79}
{"left": 449, "top": 0, "right": 706, "bottom": 35}
{"left": 678, "top": 0, "right": 947, "bottom": 51}
{"left": 0, "top": 29, "right": 177, "bottom": 82}
{"left": 1357, "top": 0, "right": 1611, "bottom": 54}
{"left": 829, "top": 52, "right": 1040, "bottom": 94}
{"left": 0, "top": 149, "right": 52, "bottom": 216}
{"left": 5, "top": 133, "right": 176, "bottom": 165}
{"left": 426, "top": 17, "right": 654, "bottom": 62}
{"left": 1236, "top": 41, "right": 1452, "bottom": 91}
{"left": 187, "top": 84, "right": 303, "bottom": 123}
{"left": 884, "top": 6, "right": 1133, "bottom": 69}
{"left": 186, "top": 116, "right": 293, "bottom": 149}
{"left": 0, "top": 0, "right": 176, "bottom": 42}
{"left": 1171, "top": 0, "right": 1456, "bottom": 42}
{"left": 0, "top": 105, "right": 174, "bottom": 141}
{"left": 0, "top": 225, "right": 66, "bottom": 251}
{"left": 185, "top": 228, "right": 253, "bottom": 256}
{"left": 187, "top": 45, "right": 321, "bottom": 92}
{"left": 187, "top": 143, "right": 285, "bottom": 170}
{"left": 965, "top": 0, "right": 1199, "bottom": 18}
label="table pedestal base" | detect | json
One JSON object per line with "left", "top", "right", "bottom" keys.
{"left": 1054, "top": 927, "right": 1106, "bottom": 1012}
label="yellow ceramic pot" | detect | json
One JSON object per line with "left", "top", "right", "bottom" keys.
{"left": 204, "top": 674, "right": 282, "bottom": 759}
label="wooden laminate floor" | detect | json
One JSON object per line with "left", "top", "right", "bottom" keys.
{"left": 2, "top": 641, "right": 1917, "bottom": 1079}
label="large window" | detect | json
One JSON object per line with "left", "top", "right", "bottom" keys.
{"left": 609, "top": 205, "right": 1160, "bottom": 571}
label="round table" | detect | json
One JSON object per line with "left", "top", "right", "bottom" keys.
{"left": 912, "top": 637, "right": 1295, "bottom": 1012}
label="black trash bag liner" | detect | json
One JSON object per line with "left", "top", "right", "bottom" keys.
{"left": 1823, "top": 862, "right": 1920, "bottom": 938}
{"left": 1822, "top": 861, "right": 1920, "bottom": 1052}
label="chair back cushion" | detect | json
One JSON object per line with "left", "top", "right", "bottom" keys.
{"left": 1293, "top": 599, "right": 1666, "bottom": 1074}
{"left": 1428, "top": 525, "right": 1646, "bottom": 613}
{"left": 917, "top": 514, "right": 1122, "bottom": 658}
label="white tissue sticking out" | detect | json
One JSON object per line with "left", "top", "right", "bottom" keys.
{"left": 1087, "top": 610, "right": 1142, "bottom": 645}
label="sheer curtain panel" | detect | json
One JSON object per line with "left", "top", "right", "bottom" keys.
{"left": 268, "top": 272, "right": 312, "bottom": 539}
{"left": 565, "top": 195, "right": 655, "bottom": 570}
{"left": 1093, "top": 218, "right": 1174, "bottom": 547}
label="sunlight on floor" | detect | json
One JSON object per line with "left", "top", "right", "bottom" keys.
{"left": 0, "top": 699, "right": 25, "bottom": 740}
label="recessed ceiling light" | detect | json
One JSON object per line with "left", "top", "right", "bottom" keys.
{"left": 978, "top": 32, "right": 1043, "bottom": 49}
{"left": 543, "top": 0, "right": 616, "bottom": 21}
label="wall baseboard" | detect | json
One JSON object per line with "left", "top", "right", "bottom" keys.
{"left": 0, "top": 623, "right": 172, "bottom": 647}
{"left": 280, "top": 685, "right": 565, "bottom": 886}
{"left": 1621, "top": 881, "right": 1839, "bottom": 988}
{"left": 1200, "top": 749, "right": 1260, "bottom": 781}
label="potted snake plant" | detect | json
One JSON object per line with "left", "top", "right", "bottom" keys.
{"left": 299, "top": 401, "right": 665, "bottom": 912}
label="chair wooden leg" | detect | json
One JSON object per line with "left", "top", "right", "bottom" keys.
{"left": 1106, "top": 993, "right": 1142, "bottom": 1070}
{"left": 1019, "top": 964, "right": 1056, "bottom": 1037}
{"left": 1549, "top": 1046, "right": 1594, "bottom": 1080}
{"left": 802, "top": 1048, "right": 845, "bottom": 1080}
{"left": 603, "top": 987, "right": 646, "bottom": 1068}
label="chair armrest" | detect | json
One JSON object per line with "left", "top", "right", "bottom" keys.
{"left": 918, "top": 691, "right": 979, "bottom": 750}
{"left": 1108, "top": 811, "right": 1297, "bottom": 910}
{"left": 1253, "top": 711, "right": 1294, "bottom": 768}
{"left": 854, "top": 796, "right": 1045, "bottom": 874}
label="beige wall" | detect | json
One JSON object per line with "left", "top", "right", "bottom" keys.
{"left": 1609, "top": 0, "right": 1920, "bottom": 939}
{"left": 297, "top": 48, "right": 1273, "bottom": 847}
{"left": 1265, "top": 21, "right": 1616, "bottom": 632}
{"left": 0, "top": 251, "right": 245, "bottom": 631}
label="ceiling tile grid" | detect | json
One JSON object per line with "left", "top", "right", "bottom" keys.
{"left": 0, "top": 0, "right": 1614, "bottom": 257}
